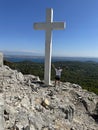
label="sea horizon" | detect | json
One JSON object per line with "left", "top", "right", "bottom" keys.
{"left": 4, "top": 54, "right": 98, "bottom": 63}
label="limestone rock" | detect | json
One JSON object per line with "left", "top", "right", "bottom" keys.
{"left": 16, "top": 72, "right": 24, "bottom": 81}
{"left": 21, "top": 96, "right": 30, "bottom": 110}
{"left": 41, "top": 98, "right": 50, "bottom": 108}
{"left": 0, "top": 93, "right": 4, "bottom": 130}
{"left": 0, "top": 65, "right": 98, "bottom": 130}
{"left": 0, "top": 52, "right": 3, "bottom": 67}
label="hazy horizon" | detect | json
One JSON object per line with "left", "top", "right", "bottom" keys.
{"left": 2, "top": 50, "right": 98, "bottom": 59}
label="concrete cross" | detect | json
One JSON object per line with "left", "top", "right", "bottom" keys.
{"left": 34, "top": 8, "right": 65, "bottom": 85}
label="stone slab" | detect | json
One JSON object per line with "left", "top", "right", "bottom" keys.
{"left": 0, "top": 53, "right": 3, "bottom": 67}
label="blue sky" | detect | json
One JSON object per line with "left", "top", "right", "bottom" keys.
{"left": 0, "top": 0, "right": 98, "bottom": 57}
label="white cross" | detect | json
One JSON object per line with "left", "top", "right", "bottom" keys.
{"left": 33, "top": 8, "right": 65, "bottom": 85}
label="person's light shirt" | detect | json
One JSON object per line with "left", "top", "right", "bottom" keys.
{"left": 55, "top": 68, "right": 62, "bottom": 77}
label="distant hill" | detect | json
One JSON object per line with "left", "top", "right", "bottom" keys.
{"left": 4, "top": 54, "right": 98, "bottom": 63}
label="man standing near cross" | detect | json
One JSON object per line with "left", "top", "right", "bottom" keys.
{"left": 33, "top": 8, "right": 65, "bottom": 85}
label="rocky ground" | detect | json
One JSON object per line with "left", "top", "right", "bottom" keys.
{"left": 0, "top": 65, "right": 98, "bottom": 130}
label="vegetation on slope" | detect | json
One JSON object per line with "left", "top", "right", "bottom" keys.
{"left": 4, "top": 60, "right": 98, "bottom": 95}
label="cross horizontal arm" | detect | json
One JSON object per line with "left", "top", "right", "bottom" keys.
{"left": 51, "top": 22, "right": 65, "bottom": 30}
{"left": 34, "top": 22, "right": 65, "bottom": 30}
{"left": 34, "top": 23, "right": 47, "bottom": 30}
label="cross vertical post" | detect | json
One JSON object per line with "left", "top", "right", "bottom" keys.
{"left": 44, "top": 9, "right": 53, "bottom": 85}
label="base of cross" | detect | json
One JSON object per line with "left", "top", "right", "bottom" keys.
{"left": 44, "top": 83, "right": 53, "bottom": 87}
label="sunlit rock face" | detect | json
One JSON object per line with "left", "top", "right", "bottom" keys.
{"left": 0, "top": 65, "right": 98, "bottom": 130}
{"left": 0, "top": 53, "right": 3, "bottom": 67}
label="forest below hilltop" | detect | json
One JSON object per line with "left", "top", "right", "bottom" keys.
{"left": 4, "top": 60, "right": 98, "bottom": 95}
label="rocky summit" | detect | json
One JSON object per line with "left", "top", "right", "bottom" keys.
{"left": 0, "top": 65, "right": 98, "bottom": 130}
